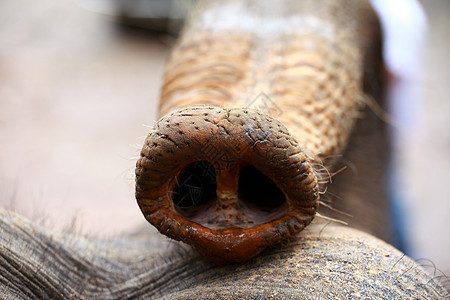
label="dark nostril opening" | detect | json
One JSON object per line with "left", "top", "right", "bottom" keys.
{"left": 238, "top": 165, "right": 286, "bottom": 212}
{"left": 171, "top": 161, "right": 217, "bottom": 216}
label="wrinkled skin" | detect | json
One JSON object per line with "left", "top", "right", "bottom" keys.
{"left": 0, "top": 0, "right": 449, "bottom": 299}
{"left": 0, "top": 207, "right": 448, "bottom": 299}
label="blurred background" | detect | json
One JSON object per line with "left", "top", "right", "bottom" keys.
{"left": 0, "top": 0, "right": 448, "bottom": 282}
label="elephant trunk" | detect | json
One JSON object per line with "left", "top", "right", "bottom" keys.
{"left": 135, "top": 0, "right": 381, "bottom": 263}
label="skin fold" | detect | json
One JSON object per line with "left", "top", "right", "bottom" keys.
{"left": 0, "top": 0, "right": 448, "bottom": 298}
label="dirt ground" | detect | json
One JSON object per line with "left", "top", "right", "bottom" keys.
{"left": 0, "top": 0, "right": 449, "bottom": 279}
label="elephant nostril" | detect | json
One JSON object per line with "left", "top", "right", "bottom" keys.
{"left": 238, "top": 165, "right": 288, "bottom": 223}
{"left": 171, "top": 161, "right": 289, "bottom": 229}
{"left": 171, "top": 161, "right": 217, "bottom": 219}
